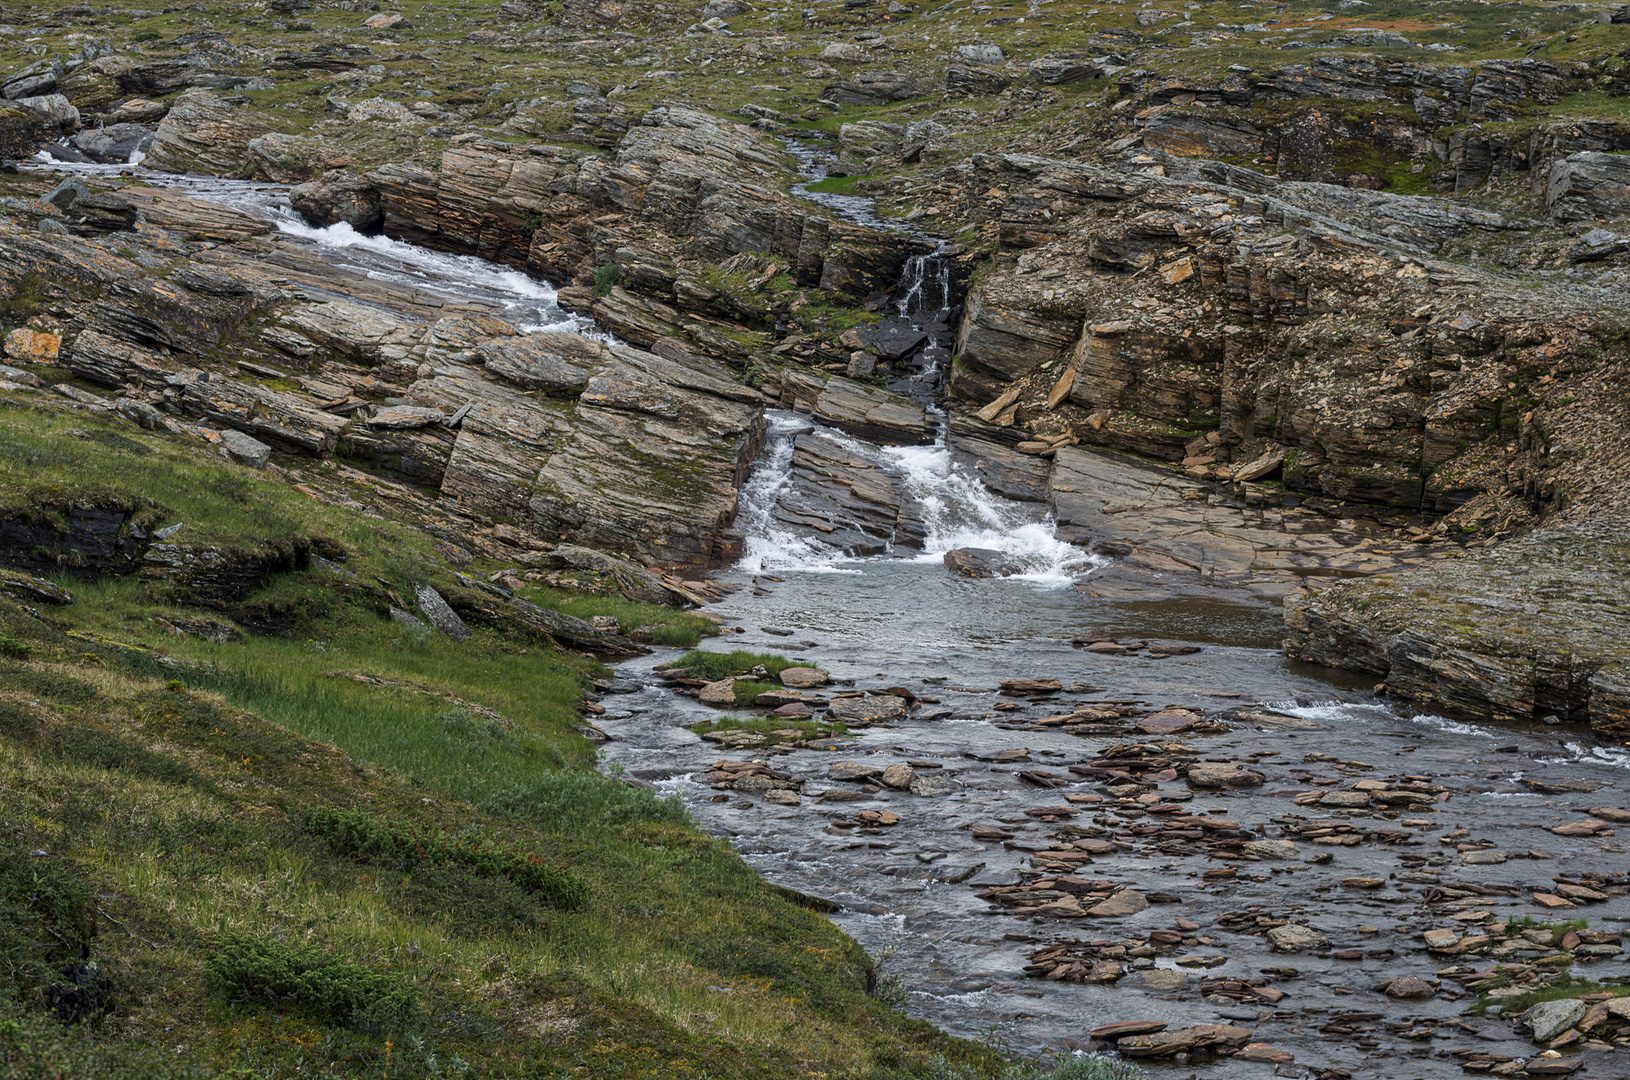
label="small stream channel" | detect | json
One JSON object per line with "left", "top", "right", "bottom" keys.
{"left": 19, "top": 155, "right": 1630, "bottom": 1080}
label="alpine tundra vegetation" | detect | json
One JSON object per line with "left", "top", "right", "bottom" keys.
{"left": 2, "top": 0, "right": 1630, "bottom": 1076}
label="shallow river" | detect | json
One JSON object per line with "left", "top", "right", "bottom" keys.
{"left": 22, "top": 157, "right": 1630, "bottom": 1079}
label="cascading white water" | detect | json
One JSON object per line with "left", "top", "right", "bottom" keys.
{"left": 21, "top": 154, "right": 597, "bottom": 336}
{"left": 736, "top": 410, "right": 1100, "bottom": 584}
{"left": 886, "top": 435, "right": 1101, "bottom": 584}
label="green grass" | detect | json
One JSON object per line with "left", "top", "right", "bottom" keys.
{"left": 517, "top": 584, "right": 720, "bottom": 648}
{"left": 0, "top": 401, "right": 1007, "bottom": 1080}
{"left": 805, "top": 175, "right": 870, "bottom": 196}
{"left": 689, "top": 716, "right": 849, "bottom": 745}
{"left": 665, "top": 649, "right": 808, "bottom": 681}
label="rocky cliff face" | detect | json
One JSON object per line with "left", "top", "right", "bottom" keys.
{"left": 924, "top": 151, "right": 1627, "bottom": 530}
{"left": 0, "top": 190, "right": 765, "bottom": 571}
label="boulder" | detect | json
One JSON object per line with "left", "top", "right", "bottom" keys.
{"left": 1547, "top": 152, "right": 1630, "bottom": 222}
{"left": 819, "top": 71, "right": 931, "bottom": 107}
{"left": 945, "top": 60, "right": 1012, "bottom": 98}
{"left": 879, "top": 763, "right": 915, "bottom": 789}
{"left": 290, "top": 170, "right": 383, "bottom": 230}
{"left": 217, "top": 429, "right": 272, "bottom": 469}
{"left": 13, "top": 94, "right": 78, "bottom": 129}
{"left": 1521, "top": 999, "right": 1587, "bottom": 1043}
{"left": 1186, "top": 762, "right": 1265, "bottom": 789}
{"left": 145, "top": 89, "right": 282, "bottom": 177}
{"left": 68, "top": 123, "right": 152, "bottom": 164}
{"left": 414, "top": 584, "right": 471, "bottom": 641}
{"left": 826, "top": 695, "right": 908, "bottom": 724}
{"left": 779, "top": 666, "right": 828, "bottom": 688}
{"left": 245, "top": 133, "right": 353, "bottom": 184}
{"left": 1267, "top": 924, "right": 1329, "bottom": 952}
{"left": 4, "top": 328, "right": 62, "bottom": 364}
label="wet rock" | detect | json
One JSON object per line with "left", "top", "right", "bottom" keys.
{"left": 1088, "top": 889, "right": 1149, "bottom": 917}
{"left": 1242, "top": 840, "right": 1300, "bottom": 860}
{"left": 909, "top": 773, "right": 952, "bottom": 796}
{"left": 1384, "top": 976, "right": 1437, "bottom": 999}
{"left": 1522, "top": 999, "right": 1587, "bottom": 1042}
{"left": 943, "top": 547, "right": 1023, "bottom": 578}
{"left": 780, "top": 666, "right": 828, "bottom": 689}
{"left": 830, "top": 760, "right": 882, "bottom": 781}
{"left": 1121, "top": 968, "right": 1188, "bottom": 992}
{"left": 827, "top": 696, "right": 908, "bottom": 724}
{"left": 68, "top": 122, "right": 152, "bottom": 164}
{"left": 1186, "top": 762, "right": 1265, "bottom": 789}
{"left": 1267, "top": 924, "right": 1328, "bottom": 952}
{"left": 763, "top": 788, "right": 800, "bottom": 805}
{"left": 699, "top": 678, "right": 744, "bottom": 706}
{"left": 290, "top": 170, "right": 383, "bottom": 230}
{"left": 879, "top": 763, "right": 915, "bottom": 789}
{"left": 1116, "top": 1023, "right": 1252, "bottom": 1058}
{"left": 414, "top": 584, "right": 470, "bottom": 642}
{"left": 1234, "top": 1044, "right": 1294, "bottom": 1064}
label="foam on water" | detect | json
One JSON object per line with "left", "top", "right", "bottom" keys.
{"left": 886, "top": 439, "right": 1099, "bottom": 586}
{"left": 1266, "top": 699, "right": 1498, "bottom": 738}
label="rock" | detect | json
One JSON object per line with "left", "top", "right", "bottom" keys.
{"left": 369, "top": 405, "right": 446, "bottom": 429}
{"left": 879, "top": 763, "right": 915, "bottom": 789}
{"left": 4, "top": 328, "right": 61, "bottom": 364}
{"left": 829, "top": 760, "right": 881, "bottom": 781}
{"left": 1242, "top": 840, "right": 1300, "bottom": 860}
{"left": 414, "top": 584, "right": 471, "bottom": 642}
{"left": 348, "top": 97, "right": 420, "bottom": 123}
{"left": 699, "top": 678, "right": 744, "bottom": 706}
{"left": 777, "top": 371, "right": 930, "bottom": 446}
{"left": 1028, "top": 57, "right": 1102, "bottom": 86}
{"left": 1571, "top": 227, "right": 1627, "bottom": 262}
{"left": 217, "top": 429, "right": 272, "bottom": 469}
{"left": 1547, "top": 152, "right": 1630, "bottom": 222}
{"left": 1520, "top": 999, "right": 1586, "bottom": 1043}
{"left": 826, "top": 696, "right": 908, "bottom": 724}
{"left": 954, "top": 43, "right": 1004, "bottom": 66}
{"left": 909, "top": 773, "right": 952, "bottom": 796}
{"left": 763, "top": 788, "right": 800, "bottom": 805}
{"left": 1267, "top": 924, "right": 1329, "bottom": 952}
{"left": 943, "top": 547, "right": 1023, "bottom": 578}
{"left": 779, "top": 666, "right": 828, "bottom": 689}
{"left": 13, "top": 94, "right": 79, "bottom": 129}
{"left": 390, "top": 606, "right": 429, "bottom": 632}
{"left": 1235, "top": 1044, "right": 1294, "bottom": 1064}
{"left": 1117, "top": 1024, "right": 1253, "bottom": 1057}
{"left": 1088, "top": 889, "right": 1149, "bottom": 917}
{"left": 145, "top": 89, "right": 282, "bottom": 177}
{"left": 0, "top": 363, "right": 42, "bottom": 388}
{"left": 1385, "top": 976, "right": 1436, "bottom": 999}
{"left": 1091, "top": 1020, "right": 1168, "bottom": 1040}
{"left": 68, "top": 122, "right": 152, "bottom": 164}
{"left": 1186, "top": 762, "right": 1265, "bottom": 789}
{"left": 109, "top": 98, "right": 168, "bottom": 124}
{"left": 290, "top": 170, "right": 383, "bottom": 230}
{"left": 1120, "top": 968, "right": 1188, "bottom": 992}
{"left": 945, "top": 59, "right": 1012, "bottom": 98}
{"left": 820, "top": 72, "right": 930, "bottom": 106}
{"left": 820, "top": 42, "right": 873, "bottom": 64}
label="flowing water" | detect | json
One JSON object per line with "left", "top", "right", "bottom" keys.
{"left": 18, "top": 160, "right": 1630, "bottom": 1078}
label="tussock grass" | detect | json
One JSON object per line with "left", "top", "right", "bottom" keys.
{"left": 668, "top": 649, "right": 808, "bottom": 681}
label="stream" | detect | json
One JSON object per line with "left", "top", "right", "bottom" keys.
{"left": 19, "top": 156, "right": 1630, "bottom": 1080}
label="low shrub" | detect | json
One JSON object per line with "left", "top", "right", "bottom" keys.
{"left": 205, "top": 934, "right": 416, "bottom": 1031}
{"left": 301, "top": 807, "right": 589, "bottom": 910}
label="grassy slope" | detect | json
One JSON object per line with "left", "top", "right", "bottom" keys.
{"left": 0, "top": 401, "right": 1007, "bottom": 1079}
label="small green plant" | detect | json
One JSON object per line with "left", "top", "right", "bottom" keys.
{"left": 206, "top": 935, "right": 416, "bottom": 1031}
{"left": 0, "top": 633, "right": 33, "bottom": 659}
{"left": 592, "top": 262, "right": 619, "bottom": 296}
